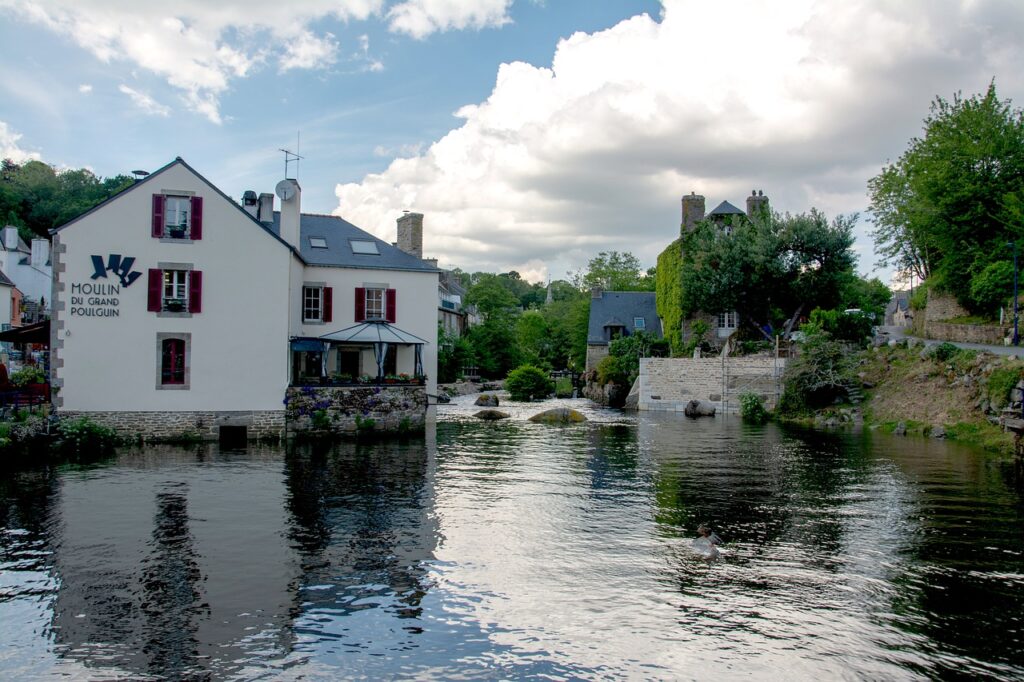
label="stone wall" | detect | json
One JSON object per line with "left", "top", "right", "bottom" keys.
{"left": 586, "top": 344, "right": 609, "bottom": 372}
{"left": 924, "top": 290, "right": 970, "bottom": 323}
{"left": 639, "top": 355, "right": 784, "bottom": 412}
{"left": 57, "top": 410, "right": 286, "bottom": 442}
{"left": 285, "top": 385, "right": 427, "bottom": 436}
{"left": 926, "top": 321, "right": 1009, "bottom": 345}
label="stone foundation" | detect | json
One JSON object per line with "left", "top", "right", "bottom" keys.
{"left": 639, "top": 355, "right": 784, "bottom": 412}
{"left": 285, "top": 385, "right": 428, "bottom": 436}
{"left": 57, "top": 410, "right": 286, "bottom": 442}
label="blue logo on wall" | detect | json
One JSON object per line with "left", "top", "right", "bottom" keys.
{"left": 91, "top": 254, "right": 141, "bottom": 287}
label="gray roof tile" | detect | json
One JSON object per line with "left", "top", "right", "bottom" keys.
{"left": 587, "top": 291, "right": 661, "bottom": 345}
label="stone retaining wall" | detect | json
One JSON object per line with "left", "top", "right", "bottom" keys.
{"left": 925, "top": 321, "right": 1008, "bottom": 345}
{"left": 58, "top": 410, "right": 286, "bottom": 442}
{"left": 285, "top": 385, "right": 427, "bottom": 436}
{"left": 639, "top": 355, "right": 784, "bottom": 412}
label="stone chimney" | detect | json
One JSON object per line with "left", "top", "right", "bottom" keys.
{"left": 397, "top": 212, "right": 424, "bottom": 258}
{"left": 30, "top": 238, "right": 49, "bottom": 268}
{"left": 257, "top": 193, "right": 275, "bottom": 224}
{"left": 2, "top": 226, "right": 19, "bottom": 250}
{"left": 746, "top": 189, "right": 769, "bottom": 219}
{"left": 681, "top": 192, "right": 706, "bottom": 235}
{"left": 591, "top": 287, "right": 603, "bottom": 300}
{"left": 242, "top": 190, "right": 258, "bottom": 219}
{"left": 278, "top": 180, "right": 301, "bottom": 247}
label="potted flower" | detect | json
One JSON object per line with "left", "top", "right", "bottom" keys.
{"left": 384, "top": 374, "right": 399, "bottom": 384}
{"left": 397, "top": 373, "right": 412, "bottom": 383}
{"left": 164, "top": 298, "right": 186, "bottom": 312}
{"left": 168, "top": 222, "right": 188, "bottom": 239}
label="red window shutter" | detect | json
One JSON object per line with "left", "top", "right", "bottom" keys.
{"left": 190, "top": 196, "right": 203, "bottom": 240}
{"left": 151, "top": 194, "right": 165, "bottom": 238}
{"left": 354, "top": 287, "right": 366, "bottom": 322}
{"left": 188, "top": 270, "right": 203, "bottom": 313}
{"left": 147, "top": 269, "right": 162, "bottom": 311}
{"left": 386, "top": 288, "right": 397, "bottom": 323}
{"left": 323, "top": 286, "right": 333, "bottom": 323}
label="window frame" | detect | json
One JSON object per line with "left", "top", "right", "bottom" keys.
{"left": 365, "top": 287, "right": 385, "bottom": 320}
{"left": 162, "top": 269, "right": 189, "bottom": 311}
{"left": 303, "top": 285, "right": 324, "bottom": 323}
{"left": 156, "top": 333, "right": 191, "bottom": 390}
{"left": 164, "top": 195, "right": 192, "bottom": 237}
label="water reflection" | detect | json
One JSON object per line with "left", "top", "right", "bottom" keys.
{"left": 0, "top": 406, "right": 1021, "bottom": 679}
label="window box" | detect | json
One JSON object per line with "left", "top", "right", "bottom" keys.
{"left": 164, "top": 298, "right": 187, "bottom": 312}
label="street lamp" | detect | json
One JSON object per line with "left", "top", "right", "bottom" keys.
{"left": 1009, "top": 241, "right": 1019, "bottom": 346}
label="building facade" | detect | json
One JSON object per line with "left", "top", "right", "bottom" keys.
{"left": 51, "top": 158, "right": 439, "bottom": 441}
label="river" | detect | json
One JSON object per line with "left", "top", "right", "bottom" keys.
{"left": 1, "top": 395, "right": 1022, "bottom": 680}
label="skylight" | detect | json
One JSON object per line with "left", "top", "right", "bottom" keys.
{"left": 309, "top": 237, "right": 328, "bottom": 249}
{"left": 350, "top": 240, "right": 380, "bottom": 255}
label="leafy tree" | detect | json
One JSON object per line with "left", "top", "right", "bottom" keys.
{"left": 572, "top": 251, "right": 655, "bottom": 292}
{"left": 778, "top": 326, "right": 856, "bottom": 415}
{"left": 505, "top": 364, "right": 554, "bottom": 401}
{"left": 868, "top": 82, "right": 1024, "bottom": 312}
{"left": 841, "top": 276, "right": 891, "bottom": 320}
{"left": 465, "top": 274, "right": 520, "bottom": 321}
{"left": 516, "top": 309, "right": 551, "bottom": 368}
{"left": 969, "top": 260, "right": 1015, "bottom": 314}
{"left": 438, "top": 325, "right": 475, "bottom": 382}
{"left": 463, "top": 317, "right": 522, "bottom": 379}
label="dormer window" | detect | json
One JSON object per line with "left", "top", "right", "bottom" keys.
{"left": 309, "top": 237, "right": 328, "bottom": 249}
{"left": 152, "top": 194, "right": 203, "bottom": 240}
{"left": 350, "top": 240, "right": 379, "bottom": 255}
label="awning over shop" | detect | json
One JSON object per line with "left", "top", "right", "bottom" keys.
{"left": 290, "top": 337, "right": 328, "bottom": 352}
{"left": 0, "top": 320, "right": 49, "bottom": 346}
{"left": 318, "top": 322, "right": 428, "bottom": 345}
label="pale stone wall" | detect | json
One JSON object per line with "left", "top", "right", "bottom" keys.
{"left": 925, "top": 290, "right": 970, "bottom": 323}
{"left": 639, "top": 355, "right": 784, "bottom": 412}
{"left": 586, "top": 344, "right": 609, "bottom": 372}
{"left": 926, "top": 321, "right": 1009, "bottom": 345}
{"left": 58, "top": 410, "right": 286, "bottom": 442}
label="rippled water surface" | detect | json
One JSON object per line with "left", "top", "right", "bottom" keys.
{"left": 2, "top": 395, "right": 1024, "bottom": 680}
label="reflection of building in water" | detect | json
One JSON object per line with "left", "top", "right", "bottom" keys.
{"left": 49, "top": 446, "right": 301, "bottom": 679}
{"left": 284, "top": 438, "right": 439, "bottom": 625}
{"left": 46, "top": 438, "right": 439, "bottom": 677}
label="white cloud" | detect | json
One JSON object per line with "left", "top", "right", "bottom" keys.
{"left": 78, "top": 83, "right": 92, "bottom": 93}
{"left": 374, "top": 142, "right": 424, "bottom": 157}
{"left": 335, "top": 0, "right": 1024, "bottom": 280}
{"left": 388, "top": 0, "right": 512, "bottom": 39}
{"left": 0, "top": 1, "right": 517, "bottom": 123}
{"left": 0, "top": 120, "right": 41, "bottom": 162}
{"left": 118, "top": 84, "right": 171, "bottom": 117}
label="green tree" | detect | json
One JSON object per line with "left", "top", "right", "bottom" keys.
{"left": 465, "top": 274, "right": 520, "bottom": 320}
{"left": 572, "top": 251, "right": 655, "bottom": 292}
{"left": 868, "top": 82, "right": 1024, "bottom": 312}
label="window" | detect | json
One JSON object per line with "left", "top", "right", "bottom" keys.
{"left": 302, "top": 285, "right": 333, "bottom": 323}
{"left": 309, "top": 236, "right": 328, "bottom": 249}
{"left": 156, "top": 333, "right": 191, "bottom": 390}
{"left": 365, "top": 288, "right": 385, "bottom": 320}
{"left": 717, "top": 311, "right": 737, "bottom": 329}
{"left": 148, "top": 268, "right": 202, "bottom": 314}
{"left": 152, "top": 194, "right": 203, "bottom": 240}
{"left": 161, "top": 338, "right": 186, "bottom": 384}
{"left": 350, "top": 240, "right": 379, "bottom": 255}
{"left": 355, "top": 287, "right": 396, "bottom": 323}
{"left": 633, "top": 317, "right": 646, "bottom": 329}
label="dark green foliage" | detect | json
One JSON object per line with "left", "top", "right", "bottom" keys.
{"left": 739, "top": 392, "right": 769, "bottom": 423}
{"left": 909, "top": 284, "right": 928, "bottom": 311}
{"left": 841, "top": 276, "right": 892, "bottom": 321}
{"left": 56, "top": 417, "right": 120, "bottom": 455}
{"left": 778, "top": 327, "right": 857, "bottom": 415}
{"left": 595, "top": 355, "right": 627, "bottom": 386}
{"left": 679, "top": 210, "right": 856, "bottom": 335}
{"left": 0, "top": 158, "right": 133, "bottom": 239}
{"left": 969, "top": 260, "right": 1015, "bottom": 313}
{"left": 572, "top": 251, "right": 656, "bottom": 292}
{"left": 928, "top": 342, "right": 962, "bottom": 363}
{"left": 505, "top": 364, "right": 554, "bottom": 401}
{"left": 438, "top": 325, "right": 475, "bottom": 382}
{"left": 464, "top": 317, "right": 522, "bottom": 379}
{"left": 10, "top": 366, "right": 46, "bottom": 386}
{"left": 554, "top": 376, "right": 573, "bottom": 398}
{"left": 607, "top": 330, "right": 662, "bottom": 385}
{"left": 988, "top": 366, "right": 1022, "bottom": 409}
{"left": 809, "top": 308, "right": 874, "bottom": 344}
{"left": 868, "top": 83, "right": 1024, "bottom": 313}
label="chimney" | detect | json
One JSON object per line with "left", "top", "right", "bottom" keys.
{"left": 424, "top": 258, "right": 439, "bottom": 269}
{"left": 30, "top": 238, "right": 49, "bottom": 268}
{"left": 257, "top": 192, "right": 275, "bottom": 224}
{"left": 591, "top": 287, "right": 603, "bottom": 300}
{"left": 681, "top": 192, "right": 706, "bottom": 235}
{"left": 278, "top": 179, "right": 301, "bottom": 247}
{"left": 746, "top": 189, "right": 769, "bottom": 219}
{"left": 242, "top": 190, "right": 258, "bottom": 219}
{"left": 396, "top": 212, "right": 424, "bottom": 258}
{"left": 2, "top": 226, "right": 19, "bottom": 250}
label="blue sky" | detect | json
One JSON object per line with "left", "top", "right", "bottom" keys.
{"left": 2, "top": 0, "right": 1023, "bottom": 284}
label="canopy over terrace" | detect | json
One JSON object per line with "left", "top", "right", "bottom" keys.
{"left": 290, "top": 321, "right": 428, "bottom": 381}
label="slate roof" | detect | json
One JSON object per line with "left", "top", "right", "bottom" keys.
{"left": 270, "top": 212, "right": 440, "bottom": 273}
{"left": 0, "top": 267, "right": 16, "bottom": 288}
{"left": 708, "top": 200, "right": 745, "bottom": 216}
{"left": 587, "top": 291, "right": 661, "bottom": 345}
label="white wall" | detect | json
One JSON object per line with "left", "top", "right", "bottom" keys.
{"left": 297, "top": 266, "right": 439, "bottom": 394}
{"left": 55, "top": 162, "right": 293, "bottom": 412}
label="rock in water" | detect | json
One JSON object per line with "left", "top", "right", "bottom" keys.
{"left": 684, "top": 400, "right": 716, "bottom": 418}
{"left": 528, "top": 408, "right": 587, "bottom": 424}
{"left": 475, "top": 393, "right": 500, "bottom": 407}
{"left": 474, "top": 409, "right": 510, "bottom": 420}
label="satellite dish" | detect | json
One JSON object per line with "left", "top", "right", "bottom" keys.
{"left": 276, "top": 179, "right": 296, "bottom": 201}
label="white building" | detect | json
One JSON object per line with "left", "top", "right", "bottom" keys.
{"left": 51, "top": 157, "right": 439, "bottom": 440}
{"left": 0, "top": 225, "right": 51, "bottom": 320}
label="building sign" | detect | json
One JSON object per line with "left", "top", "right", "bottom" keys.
{"left": 69, "top": 254, "right": 142, "bottom": 318}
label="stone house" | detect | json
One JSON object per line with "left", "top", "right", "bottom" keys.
{"left": 51, "top": 157, "right": 439, "bottom": 441}
{"left": 585, "top": 289, "right": 662, "bottom": 371}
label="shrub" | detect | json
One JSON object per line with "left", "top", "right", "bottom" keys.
{"left": 739, "top": 392, "right": 769, "bottom": 423}
{"left": 809, "top": 307, "right": 873, "bottom": 344}
{"left": 988, "top": 366, "right": 1022, "bottom": 409}
{"left": 56, "top": 417, "right": 119, "bottom": 455}
{"left": 505, "top": 364, "right": 555, "bottom": 401}
{"left": 10, "top": 366, "right": 46, "bottom": 387}
{"left": 554, "top": 376, "right": 573, "bottom": 398}
{"left": 595, "top": 355, "right": 627, "bottom": 387}
{"left": 928, "top": 342, "right": 961, "bottom": 363}
{"left": 311, "top": 409, "right": 331, "bottom": 430}
{"left": 779, "top": 327, "right": 856, "bottom": 415}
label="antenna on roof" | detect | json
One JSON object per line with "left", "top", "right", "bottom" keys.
{"left": 131, "top": 170, "right": 149, "bottom": 182}
{"left": 279, "top": 135, "right": 303, "bottom": 180}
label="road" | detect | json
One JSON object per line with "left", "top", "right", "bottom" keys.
{"left": 877, "top": 325, "right": 1024, "bottom": 358}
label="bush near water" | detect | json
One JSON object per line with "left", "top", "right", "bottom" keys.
{"left": 505, "top": 365, "right": 555, "bottom": 401}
